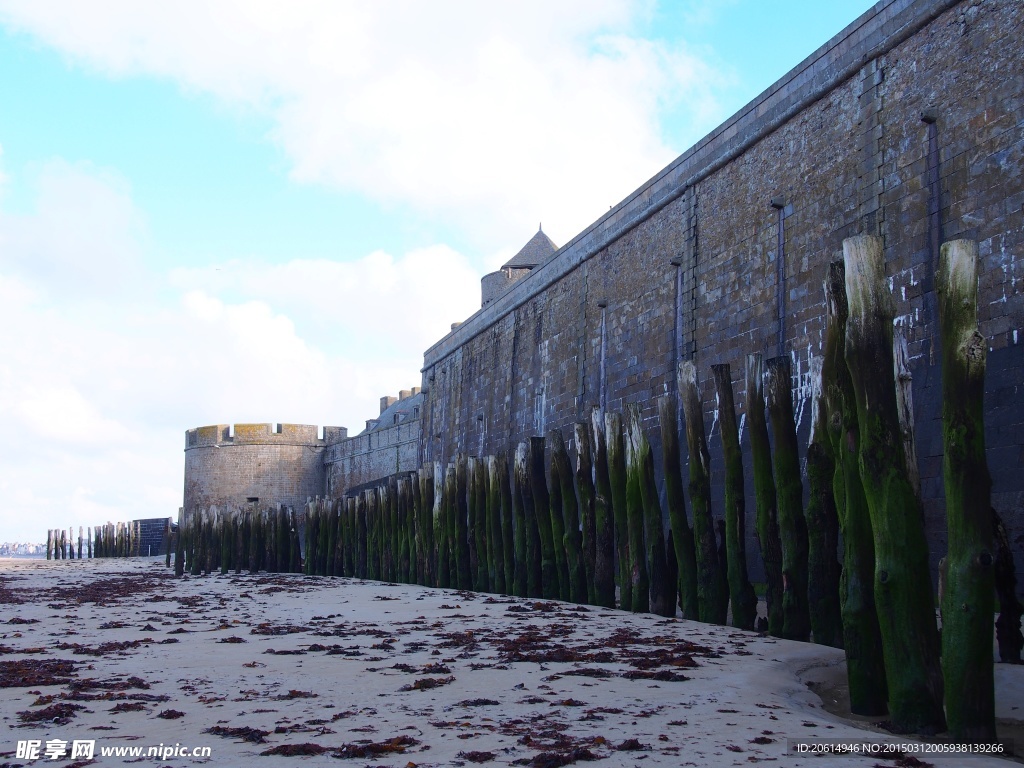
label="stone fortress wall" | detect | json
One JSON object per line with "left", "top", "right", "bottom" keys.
{"left": 183, "top": 423, "right": 345, "bottom": 515}
{"left": 323, "top": 389, "right": 424, "bottom": 498}
{"left": 419, "top": 0, "right": 1024, "bottom": 579}
{"left": 183, "top": 0, "right": 1024, "bottom": 577}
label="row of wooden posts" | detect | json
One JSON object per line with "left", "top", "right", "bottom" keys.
{"left": 176, "top": 237, "right": 1012, "bottom": 743}
{"left": 45, "top": 522, "right": 144, "bottom": 559}
{"left": 172, "top": 505, "right": 302, "bottom": 578}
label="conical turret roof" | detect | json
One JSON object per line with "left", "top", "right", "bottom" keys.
{"left": 501, "top": 225, "right": 557, "bottom": 270}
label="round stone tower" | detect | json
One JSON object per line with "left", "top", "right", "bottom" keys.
{"left": 182, "top": 423, "right": 348, "bottom": 517}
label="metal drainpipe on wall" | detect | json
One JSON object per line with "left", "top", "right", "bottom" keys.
{"left": 771, "top": 197, "right": 787, "bottom": 358}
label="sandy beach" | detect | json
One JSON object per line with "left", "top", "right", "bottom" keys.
{"left": 1, "top": 558, "right": 1019, "bottom": 767}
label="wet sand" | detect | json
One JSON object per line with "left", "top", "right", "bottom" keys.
{"left": 0, "top": 558, "right": 1018, "bottom": 767}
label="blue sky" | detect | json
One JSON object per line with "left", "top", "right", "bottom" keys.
{"left": 0, "top": 1, "right": 874, "bottom": 543}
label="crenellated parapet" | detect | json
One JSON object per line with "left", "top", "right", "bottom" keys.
{"left": 185, "top": 423, "right": 348, "bottom": 449}
{"left": 183, "top": 422, "right": 347, "bottom": 519}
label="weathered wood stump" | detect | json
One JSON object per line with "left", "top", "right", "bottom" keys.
{"left": 938, "top": 238, "right": 995, "bottom": 742}
{"left": 573, "top": 422, "right": 598, "bottom": 605}
{"left": 550, "top": 428, "right": 588, "bottom": 604}
{"left": 710, "top": 364, "right": 758, "bottom": 630}
{"left": 822, "top": 260, "right": 887, "bottom": 714}
{"left": 680, "top": 361, "right": 728, "bottom": 624}
{"left": 746, "top": 353, "right": 784, "bottom": 635}
{"left": 843, "top": 234, "right": 944, "bottom": 732}
{"left": 765, "top": 355, "right": 811, "bottom": 641}
{"left": 605, "top": 411, "right": 632, "bottom": 611}
{"left": 658, "top": 394, "right": 699, "bottom": 620}
{"left": 805, "top": 357, "right": 843, "bottom": 647}
{"left": 588, "top": 409, "right": 617, "bottom": 609}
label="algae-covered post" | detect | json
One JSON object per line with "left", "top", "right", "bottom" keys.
{"left": 486, "top": 456, "right": 506, "bottom": 595}
{"left": 585, "top": 411, "right": 616, "bottom": 609}
{"left": 805, "top": 357, "right": 843, "bottom": 648}
{"left": 765, "top": 355, "right": 811, "bottom": 642}
{"left": 465, "top": 458, "right": 480, "bottom": 590}
{"left": 470, "top": 458, "right": 489, "bottom": 592}
{"left": 659, "top": 393, "right": 699, "bottom": 621}
{"left": 679, "top": 361, "right": 728, "bottom": 625}
{"left": 843, "top": 234, "right": 944, "bottom": 732}
{"left": 822, "top": 260, "right": 887, "bottom": 714}
{"left": 513, "top": 441, "right": 541, "bottom": 597}
{"left": 549, "top": 428, "right": 587, "bottom": 605}
{"left": 572, "top": 422, "right": 598, "bottom": 605}
{"left": 174, "top": 517, "right": 184, "bottom": 577}
{"left": 441, "top": 462, "right": 457, "bottom": 589}
{"left": 355, "top": 492, "right": 368, "bottom": 579}
{"left": 367, "top": 487, "right": 381, "bottom": 581}
{"left": 745, "top": 353, "right": 784, "bottom": 635}
{"left": 710, "top": 364, "right": 757, "bottom": 631}
{"left": 545, "top": 430, "right": 571, "bottom": 602}
{"left": 625, "top": 403, "right": 671, "bottom": 616}
{"left": 454, "top": 455, "right": 473, "bottom": 590}
{"left": 937, "top": 238, "right": 995, "bottom": 743}
{"left": 528, "top": 437, "right": 558, "bottom": 600}
{"left": 496, "top": 451, "right": 515, "bottom": 595}
{"left": 419, "top": 465, "right": 435, "bottom": 586}
{"left": 604, "top": 411, "right": 631, "bottom": 611}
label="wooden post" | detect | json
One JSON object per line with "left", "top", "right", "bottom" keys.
{"left": 410, "top": 474, "right": 422, "bottom": 584}
{"left": 291, "top": 507, "right": 302, "bottom": 574}
{"left": 710, "top": 364, "right": 758, "bottom": 630}
{"left": 679, "top": 362, "right": 728, "bottom": 624}
{"left": 805, "top": 357, "right": 843, "bottom": 647}
{"left": 365, "top": 489, "right": 378, "bottom": 580}
{"left": 822, "top": 260, "right": 887, "bottom": 714}
{"left": 605, "top": 411, "right": 632, "bottom": 611}
{"left": 326, "top": 497, "right": 338, "bottom": 577}
{"left": 278, "top": 505, "right": 291, "bottom": 574}
{"left": 468, "top": 459, "right": 487, "bottom": 591}
{"left": 440, "top": 463, "right": 456, "bottom": 589}
{"left": 746, "top": 353, "right": 784, "bottom": 635}
{"left": 46, "top": 530, "right": 52, "bottom": 561}
{"left": 545, "top": 431, "right": 572, "bottom": 602}
{"left": 174, "top": 511, "right": 185, "bottom": 577}
{"left": 496, "top": 451, "right": 516, "bottom": 595}
{"left": 843, "top": 234, "right": 944, "bottom": 732}
{"left": 355, "top": 492, "right": 368, "bottom": 579}
{"left": 486, "top": 456, "right": 506, "bottom": 595}
{"left": 550, "top": 429, "right": 587, "bottom": 604}
{"left": 220, "top": 510, "right": 231, "bottom": 574}
{"left": 658, "top": 393, "right": 699, "bottom": 620}
{"left": 614, "top": 405, "right": 655, "bottom": 618}
{"left": 454, "top": 455, "right": 473, "bottom": 590}
{"left": 527, "top": 437, "right": 558, "bottom": 600}
{"left": 513, "top": 441, "right": 541, "bottom": 597}
{"left": 399, "top": 475, "right": 414, "bottom": 583}
{"left": 303, "top": 500, "right": 315, "bottom": 575}
{"left": 573, "top": 423, "right": 598, "bottom": 604}
{"left": 435, "top": 462, "right": 450, "bottom": 588}
{"left": 587, "top": 411, "right": 616, "bottom": 608}
{"left": 382, "top": 480, "right": 395, "bottom": 581}
{"left": 420, "top": 466, "right": 435, "bottom": 586}
{"left": 938, "top": 238, "right": 995, "bottom": 742}
{"left": 765, "top": 355, "right": 811, "bottom": 641}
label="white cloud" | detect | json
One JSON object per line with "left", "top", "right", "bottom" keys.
{"left": 0, "top": 156, "right": 482, "bottom": 543}
{"left": 0, "top": 0, "right": 725, "bottom": 247}
{"left": 0, "top": 159, "right": 146, "bottom": 299}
